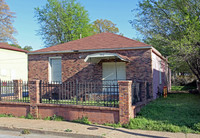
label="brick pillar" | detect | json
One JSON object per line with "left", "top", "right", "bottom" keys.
{"left": 13, "top": 80, "right": 23, "bottom": 99}
{"left": 118, "top": 80, "right": 133, "bottom": 124}
{"left": 29, "top": 80, "right": 40, "bottom": 118}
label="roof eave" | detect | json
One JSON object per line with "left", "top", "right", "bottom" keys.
{"left": 28, "top": 46, "right": 152, "bottom": 55}
{"left": 0, "top": 47, "right": 28, "bottom": 53}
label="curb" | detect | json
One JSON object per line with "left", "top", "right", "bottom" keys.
{"left": 0, "top": 126, "right": 102, "bottom": 138}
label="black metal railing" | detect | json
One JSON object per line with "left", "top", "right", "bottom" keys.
{"left": 132, "top": 80, "right": 151, "bottom": 105}
{"left": 40, "top": 80, "right": 119, "bottom": 107}
{"left": 0, "top": 80, "right": 29, "bottom": 103}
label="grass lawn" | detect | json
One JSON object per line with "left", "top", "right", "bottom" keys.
{"left": 124, "top": 93, "right": 200, "bottom": 133}
{"left": 171, "top": 85, "right": 196, "bottom": 91}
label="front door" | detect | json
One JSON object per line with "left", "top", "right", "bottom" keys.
{"left": 102, "top": 62, "right": 126, "bottom": 92}
{"left": 102, "top": 62, "right": 126, "bottom": 81}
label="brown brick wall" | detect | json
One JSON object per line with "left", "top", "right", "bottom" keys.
{"left": 0, "top": 102, "right": 119, "bottom": 124}
{"left": 38, "top": 104, "right": 119, "bottom": 124}
{"left": 0, "top": 102, "right": 30, "bottom": 117}
{"left": 28, "top": 49, "right": 153, "bottom": 94}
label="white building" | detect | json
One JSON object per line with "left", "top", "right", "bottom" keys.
{"left": 0, "top": 43, "right": 28, "bottom": 81}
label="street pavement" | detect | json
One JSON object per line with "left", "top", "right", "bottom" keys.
{"left": 0, "top": 117, "right": 199, "bottom": 138}
{"left": 0, "top": 129, "right": 73, "bottom": 138}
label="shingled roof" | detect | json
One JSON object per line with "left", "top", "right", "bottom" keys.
{"left": 0, "top": 43, "right": 28, "bottom": 53}
{"left": 32, "top": 32, "right": 151, "bottom": 53}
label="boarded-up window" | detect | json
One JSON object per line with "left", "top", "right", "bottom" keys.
{"left": 49, "top": 58, "right": 62, "bottom": 82}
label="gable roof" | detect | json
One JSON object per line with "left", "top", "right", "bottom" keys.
{"left": 0, "top": 43, "right": 28, "bottom": 53}
{"left": 32, "top": 32, "right": 151, "bottom": 54}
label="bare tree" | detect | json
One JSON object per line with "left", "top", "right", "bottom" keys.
{"left": 0, "top": 0, "right": 17, "bottom": 44}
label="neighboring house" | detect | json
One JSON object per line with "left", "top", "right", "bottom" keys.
{"left": 28, "top": 33, "right": 171, "bottom": 99}
{"left": 0, "top": 43, "right": 28, "bottom": 81}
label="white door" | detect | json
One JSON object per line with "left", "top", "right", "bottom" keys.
{"left": 50, "top": 58, "right": 62, "bottom": 82}
{"left": 102, "top": 62, "right": 126, "bottom": 92}
{"left": 103, "top": 62, "right": 126, "bottom": 81}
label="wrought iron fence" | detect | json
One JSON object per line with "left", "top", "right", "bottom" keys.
{"left": 132, "top": 80, "right": 151, "bottom": 105}
{"left": 0, "top": 80, "right": 29, "bottom": 103}
{"left": 40, "top": 80, "right": 119, "bottom": 107}
{"left": 0, "top": 79, "right": 151, "bottom": 106}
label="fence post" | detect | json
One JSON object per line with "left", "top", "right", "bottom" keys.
{"left": 118, "top": 80, "right": 133, "bottom": 124}
{"left": 76, "top": 79, "right": 78, "bottom": 105}
{"left": 13, "top": 80, "right": 23, "bottom": 99}
{"left": 29, "top": 80, "right": 40, "bottom": 118}
{"left": 39, "top": 80, "right": 42, "bottom": 103}
{"left": 144, "top": 81, "right": 147, "bottom": 102}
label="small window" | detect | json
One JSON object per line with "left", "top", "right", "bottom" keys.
{"left": 49, "top": 57, "right": 62, "bottom": 82}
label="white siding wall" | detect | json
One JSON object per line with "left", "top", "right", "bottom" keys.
{"left": 152, "top": 52, "right": 163, "bottom": 99}
{"left": 0, "top": 49, "right": 28, "bottom": 81}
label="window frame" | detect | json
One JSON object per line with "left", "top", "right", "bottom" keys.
{"left": 48, "top": 56, "right": 62, "bottom": 83}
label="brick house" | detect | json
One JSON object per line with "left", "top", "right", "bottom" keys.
{"left": 28, "top": 33, "right": 171, "bottom": 99}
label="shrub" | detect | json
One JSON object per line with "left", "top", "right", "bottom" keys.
{"left": 193, "top": 123, "right": 200, "bottom": 131}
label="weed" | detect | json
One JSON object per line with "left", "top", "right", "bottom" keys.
{"left": 0, "top": 114, "right": 14, "bottom": 117}
{"left": 65, "top": 129, "right": 72, "bottom": 132}
{"left": 51, "top": 114, "right": 64, "bottom": 121}
{"left": 73, "top": 116, "right": 91, "bottom": 125}
{"left": 103, "top": 122, "right": 122, "bottom": 128}
{"left": 21, "top": 129, "right": 30, "bottom": 134}
{"left": 44, "top": 115, "right": 64, "bottom": 121}
{"left": 26, "top": 113, "right": 34, "bottom": 119}
{"left": 19, "top": 116, "right": 25, "bottom": 118}
{"left": 44, "top": 116, "right": 51, "bottom": 120}
{"left": 7, "top": 114, "right": 14, "bottom": 117}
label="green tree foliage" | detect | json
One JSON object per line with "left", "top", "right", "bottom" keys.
{"left": 131, "top": 0, "right": 200, "bottom": 81}
{"left": 0, "top": 0, "right": 17, "bottom": 44}
{"left": 93, "top": 19, "right": 119, "bottom": 34}
{"left": 35, "top": 0, "right": 93, "bottom": 47}
{"left": 10, "top": 44, "right": 33, "bottom": 51}
{"left": 23, "top": 46, "right": 33, "bottom": 51}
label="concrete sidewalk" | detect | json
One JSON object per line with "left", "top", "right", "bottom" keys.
{"left": 0, "top": 117, "right": 199, "bottom": 138}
